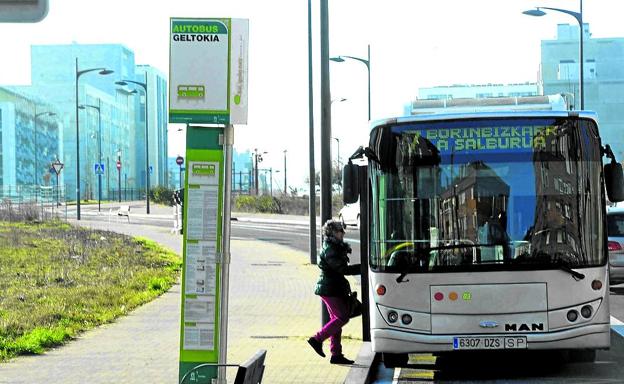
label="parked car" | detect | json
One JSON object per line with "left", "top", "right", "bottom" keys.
{"left": 338, "top": 201, "right": 360, "bottom": 228}
{"left": 607, "top": 207, "right": 624, "bottom": 286}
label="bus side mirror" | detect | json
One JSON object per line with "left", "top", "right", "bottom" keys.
{"left": 605, "top": 162, "right": 624, "bottom": 202}
{"left": 343, "top": 162, "right": 359, "bottom": 204}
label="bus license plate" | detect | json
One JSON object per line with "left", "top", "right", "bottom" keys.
{"left": 453, "top": 336, "right": 527, "bottom": 350}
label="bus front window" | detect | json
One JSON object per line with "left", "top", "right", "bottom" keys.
{"left": 371, "top": 117, "right": 605, "bottom": 273}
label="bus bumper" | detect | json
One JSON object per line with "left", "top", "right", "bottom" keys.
{"left": 371, "top": 323, "right": 611, "bottom": 353}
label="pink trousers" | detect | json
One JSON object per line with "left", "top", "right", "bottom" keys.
{"left": 313, "top": 295, "right": 349, "bottom": 356}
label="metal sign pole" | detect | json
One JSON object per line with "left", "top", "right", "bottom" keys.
{"left": 217, "top": 124, "right": 234, "bottom": 383}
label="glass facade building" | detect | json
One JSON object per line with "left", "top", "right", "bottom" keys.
{"left": 134, "top": 65, "right": 169, "bottom": 189}
{"left": 540, "top": 23, "right": 624, "bottom": 157}
{"left": 6, "top": 43, "right": 168, "bottom": 201}
{"left": 0, "top": 87, "right": 61, "bottom": 188}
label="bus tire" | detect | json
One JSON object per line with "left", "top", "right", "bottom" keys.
{"left": 567, "top": 349, "right": 596, "bottom": 363}
{"left": 382, "top": 353, "right": 408, "bottom": 368}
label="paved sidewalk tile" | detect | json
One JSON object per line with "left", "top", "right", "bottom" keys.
{"left": 0, "top": 221, "right": 362, "bottom": 383}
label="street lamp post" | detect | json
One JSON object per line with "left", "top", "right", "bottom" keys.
{"left": 117, "top": 150, "right": 122, "bottom": 203}
{"left": 33, "top": 108, "right": 56, "bottom": 186}
{"left": 332, "top": 137, "right": 340, "bottom": 169}
{"left": 307, "top": 0, "right": 317, "bottom": 266}
{"left": 75, "top": 58, "right": 113, "bottom": 220}
{"left": 283, "top": 149, "right": 287, "bottom": 195}
{"left": 523, "top": 0, "right": 584, "bottom": 109}
{"left": 116, "top": 72, "right": 150, "bottom": 214}
{"left": 79, "top": 98, "right": 102, "bottom": 212}
{"left": 330, "top": 45, "right": 371, "bottom": 120}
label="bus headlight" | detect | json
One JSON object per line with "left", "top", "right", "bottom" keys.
{"left": 580, "top": 305, "right": 593, "bottom": 319}
{"left": 388, "top": 311, "right": 399, "bottom": 323}
{"left": 401, "top": 314, "right": 412, "bottom": 325}
{"left": 567, "top": 310, "right": 579, "bottom": 322}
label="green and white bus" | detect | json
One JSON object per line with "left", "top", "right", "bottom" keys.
{"left": 344, "top": 111, "right": 624, "bottom": 367}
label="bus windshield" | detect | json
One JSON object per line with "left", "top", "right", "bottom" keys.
{"left": 370, "top": 117, "right": 606, "bottom": 273}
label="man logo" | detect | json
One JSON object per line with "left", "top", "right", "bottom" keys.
{"left": 479, "top": 321, "right": 499, "bottom": 328}
{"left": 505, "top": 323, "right": 544, "bottom": 332}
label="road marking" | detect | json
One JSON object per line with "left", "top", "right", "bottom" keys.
{"left": 392, "top": 367, "right": 401, "bottom": 384}
{"left": 231, "top": 223, "right": 361, "bottom": 243}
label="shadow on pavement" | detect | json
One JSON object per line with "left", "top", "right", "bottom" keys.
{"left": 427, "top": 350, "right": 564, "bottom": 381}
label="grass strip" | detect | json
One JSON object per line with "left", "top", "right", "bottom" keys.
{"left": 0, "top": 221, "right": 181, "bottom": 361}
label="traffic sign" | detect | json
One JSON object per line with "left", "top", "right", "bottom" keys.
{"left": 176, "top": 156, "right": 184, "bottom": 166}
{"left": 49, "top": 167, "right": 55, "bottom": 174}
{"left": 149, "top": 165, "right": 153, "bottom": 174}
{"left": 116, "top": 160, "right": 121, "bottom": 170}
{"left": 94, "top": 163, "right": 105, "bottom": 175}
{"left": 51, "top": 159, "right": 64, "bottom": 175}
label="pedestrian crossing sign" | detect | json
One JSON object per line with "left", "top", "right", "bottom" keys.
{"left": 94, "top": 163, "right": 105, "bottom": 175}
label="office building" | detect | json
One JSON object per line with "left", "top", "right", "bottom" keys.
{"left": 540, "top": 23, "right": 624, "bottom": 155}
{"left": 0, "top": 86, "right": 61, "bottom": 188}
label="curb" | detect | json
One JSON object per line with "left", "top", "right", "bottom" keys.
{"left": 231, "top": 216, "right": 314, "bottom": 226}
{"left": 344, "top": 342, "right": 380, "bottom": 384}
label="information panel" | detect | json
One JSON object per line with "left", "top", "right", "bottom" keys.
{"left": 179, "top": 128, "right": 224, "bottom": 383}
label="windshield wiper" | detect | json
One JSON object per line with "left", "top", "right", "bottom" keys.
{"left": 555, "top": 259, "right": 585, "bottom": 281}
{"left": 396, "top": 272, "right": 410, "bottom": 283}
{"left": 516, "top": 252, "right": 585, "bottom": 280}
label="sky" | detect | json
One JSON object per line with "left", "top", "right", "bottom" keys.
{"left": 1, "top": 0, "right": 623, "bottom": 188}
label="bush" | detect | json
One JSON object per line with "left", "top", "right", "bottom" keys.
{"left": 150, "top": 186, "right": 175, "bottom": 206}
{"left": 232, "top": 194, "right": 346, "bottom": 215}
{"left": 233, "top": 195, "right": 281, "bottom": 214}
{"left": 256, "top": 195, "right": 281, "bottom": 213}
{"left": 235, "top": 195, "right": 256, "bottom": 211}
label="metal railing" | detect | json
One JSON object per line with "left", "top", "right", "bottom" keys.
{"left": 0, "top": 184, "right": 67, "bottom": 221}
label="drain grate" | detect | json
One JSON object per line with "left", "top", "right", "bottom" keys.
{"left": 250, "top": 263, "right": 282, "bottom": 266}
{"left": 250, "top": 335, "right": 289, "bottom": 339}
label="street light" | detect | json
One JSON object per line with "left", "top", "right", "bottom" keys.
{"left": 523, "top": 1, "right": 584, "bottom": 109}
{"left": 330, "top": 45, "right": 371, "bottom": 120}
{"left": 117, "top": 149, "right": 122, "bottom": 203}
{"left": 79, "top": 98, "right": 102, "bottom": 212}
{"left": 116, "top": 72, "right": 150, "bottom": 214}
{"left": 332, "top": 136, "right": 341, "bottom": 167}
{"left": 75, "top": 58, "right": 113, "bottom": 220}
{"left": 283, "top": 150, "right": 287, "bottom": 195}
{"left": 33, "top": 108, "right": 56, "bottom": 185}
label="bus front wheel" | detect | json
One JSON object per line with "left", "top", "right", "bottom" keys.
{"left": 382, "top": 353, "right": 408, "bottom": 368}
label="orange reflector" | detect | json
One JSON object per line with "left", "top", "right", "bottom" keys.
{"left": 376, "top": 285, "right": 386, "bottom": 296}
{"left": 591, "top": 280, "right": 602, "bottom": 290}
{"left": 449, "top": 292, "right": 458, "bottom": 301}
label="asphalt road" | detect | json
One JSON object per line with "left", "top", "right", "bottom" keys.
{"left": 67, "top": 204, "right": 362, "bottom": 263}
{"left": 231, "top": 219, "right": 362, "bottom": 265}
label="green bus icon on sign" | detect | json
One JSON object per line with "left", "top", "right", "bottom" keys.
{"left": 192, "top": 163, "right": 216, "bottom": 176}
{"left": 178, "top": 85, "right": 205, "bottom": 98}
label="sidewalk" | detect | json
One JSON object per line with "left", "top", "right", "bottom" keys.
{"left": 0, "top": 219, "right": 362, "bottom": 383}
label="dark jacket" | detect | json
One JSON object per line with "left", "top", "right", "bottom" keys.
{"left": 314, "top": 238, "right": 361, "bottom": 297}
